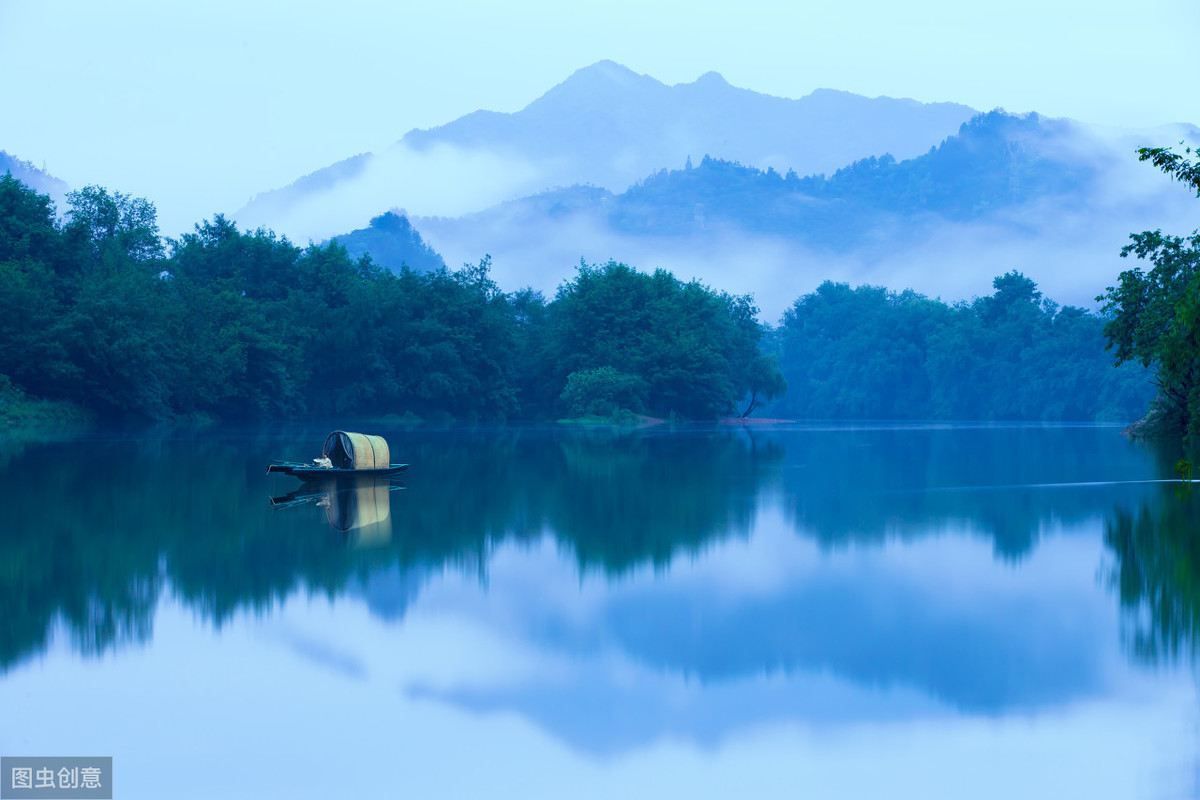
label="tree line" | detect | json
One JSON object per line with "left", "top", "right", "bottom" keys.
{"left": 611, "top": 111, "right": 1088, "bottom": 248}
{"left": 1097, "top": 145, "right": 1200, "bottom": 438}
{"left": 0, "top": 172, "right": 1165, "bottom": 425}
{"left": 771, "top": 271, "right": 1152, "bottom": 422}
{"left": 0, "top": 174, "right": 779, "bottom": 422}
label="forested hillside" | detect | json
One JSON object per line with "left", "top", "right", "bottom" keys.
{"left": 0, "top": 175, "right": 775, "bottom": 422}
{"left": 237, "top": 60, "right": 976, "bottom": 236}
{"left": 327, "top": 211, "right": 446, "bottom": 274}
{"left": 0, "top": 151, "right": 68, "bottom": 202}
{"left": 771, "top": 273, "right": 1151, "bottom": 421}
{"left": 0, "top": 173, "right": 1150, "bottom": 425}
{"left": 509, "top": 111, "right": 1094, "bottom": 248}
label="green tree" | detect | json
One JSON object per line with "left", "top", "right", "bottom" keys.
{"left": 0, "top": 174, "right": 76, "bottom": 396}
{"left": 739, "top": 354, "right": 787, "bottom": 417}
{"left": 62, "top": 185, "right": 162, "bottom": 271}
{"left": 779, "top": 281, "right": 944, "bottom": 419}
{"left": 547, "top": 261, "right": 779, "bottom": 419}
{"left": 164, "top": 217, "right": 305, "bottom": 417}
{"left": 559, "top": 366, "right": 646, "bottom": 417}
{"left": 1098, "top": 145, "right": 1200, "bottom": 437}
{"left": 778, "top": 273, "right": 1149, "bottom": 422}
{"left": 50, "top": 186, "right": 176, "bottom": 418}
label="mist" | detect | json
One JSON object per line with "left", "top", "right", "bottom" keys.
{"left": 231, "top": 142, "right": 550, "bottom": 243}
{"left": 216, "top": 106, "right": 1200, "bottom": 328}
{"left": 414, "top": 122, "right": 1200, "bottom": 322}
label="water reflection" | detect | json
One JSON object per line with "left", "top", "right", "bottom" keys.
{"left": 0, "top": 427, "right": 781, "bottom": 671}
{"left": 1105, "top": 484, "right": 1200, "bottom": 665}
{"left": 777, "top": 425, "right": 1157, "bottom": 559}
{"left": 1, "top": 423, "right": 1191, "bottom": 730}
{"left": 271, "top": 476, "right": 401, "bottom": 546}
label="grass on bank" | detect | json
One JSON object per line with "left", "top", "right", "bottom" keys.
{"left": 0, "top": 375, "right": 92, "bottom": 433}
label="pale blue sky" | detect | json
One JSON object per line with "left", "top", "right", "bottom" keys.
{"left": 1, "top": 0, "right": 1197, "bottom": 231}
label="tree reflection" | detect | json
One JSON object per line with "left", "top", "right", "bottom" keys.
{"left": 533, "top": 429, "right": 782, "bottom": 572}
{"left": 1105, "top": 475, "right": 1200, "bottom": 665}
{"left": 779, "top": 425, "right": 1153, "bottom": 560}
{"left": 2, "top": 423, "right": 1175, "bottom": 681}
{"left": 0, "top": 427, "right": 781, "bottom": 670}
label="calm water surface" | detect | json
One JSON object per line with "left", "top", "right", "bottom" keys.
{"left": 2, "top": 423, "right": 1198, "bottom": 798}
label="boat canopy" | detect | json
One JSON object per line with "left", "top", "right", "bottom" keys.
{"left": 322, "top": 431, "right": 390, "bottom": 470}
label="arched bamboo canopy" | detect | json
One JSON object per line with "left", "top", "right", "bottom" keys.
{"left": 322, "top": 431, "right": 390, "bottom": 470}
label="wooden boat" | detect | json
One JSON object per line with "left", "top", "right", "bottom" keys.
{"left": 267, "top": 430, "right": 408, "bottom": 481}
{"left": 267, "top": 461, "right": 408, "bottom": 480}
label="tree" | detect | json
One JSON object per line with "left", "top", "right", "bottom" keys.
{"left": 776, "top": 274, "right": 1148, "bottom": 422}
{"left": 1137, "top": 145, "right": 1200, "bottom": 197}
{"left": 1098, "top": 145, "right": 1200, "bottom": 437}
{"left": 63, "top": 185, "right": 162, "bottom": 270}
{"left": 739, "top": 354, "right": 786, "bottom": 417}
{"left": 0, "top": 174, "right": 76, "bottom": 395}
{"left": 0, "top": 172, "right": 59, "bottom": 265}
{"left": 52, "top": 187, "right": 175, "bottom": 418}
{"left": 558, "top": 366, "right": 646, "bottom": 417}
{"left": 547, "top": 261, "right": 779, "bottom": 419}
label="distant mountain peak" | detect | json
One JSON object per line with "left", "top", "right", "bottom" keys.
{"left": 0, "top": 150, "right": 69, "bottom": 204}
{"left": 327, "top": 210, "right": 445, "bottom": 274}
{"left": 690, "top": 71, "right": 729, "bottom": 87}
{"left": 238, "top": 61, "right": 981, "bottom": 238}
{"left": 807, "top": 87, "right": 858, "bottom": 99}
{"left": 570, "top": 59, "right": 644, "bottom": 82}
{"left": 544, "top": 60, "right": 661, "bottom": 100}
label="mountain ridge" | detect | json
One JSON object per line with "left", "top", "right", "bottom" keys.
{"left": 1, "top": 151, "right": 70, "bottom": 206}
{"left": 414, "top": 111, "right": 1090, "bottom": 249}
{"left": 234, "top": 60, "right": 978, "bottom": 237}
{"left": 403, "top": 60, "right": 980, "bottom": 180}
{"left": 396, "top": 109, "right": 1199, "bottom": 317}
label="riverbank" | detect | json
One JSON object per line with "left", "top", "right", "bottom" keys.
{"left": 0, "top": 377, "right": 92, "bottom": 435}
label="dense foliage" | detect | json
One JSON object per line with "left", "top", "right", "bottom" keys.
{"left": 607, "top": 111, "right": 1089, "bottom": 247}
{"left": 538, "top": 261, "right": 784, "bottom": 419}
{"left": 1098, "top": 145, "right": 1200, "bottom": 437}
{"left": 0, "top": 171, "right": 1155, "bottom": 424}
{"left": 0, "top": 175, "right": 777, "bottom": 422}
{"left": 328, "top": 210, "right": 446, "bottom": 274}
{"left": 772, "top": 272, "right": 1152, "bottom": 421}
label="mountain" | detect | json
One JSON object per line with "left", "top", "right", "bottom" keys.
{"left": 1, "top": 151, "right": 69, "bottom": 206}
{"left": 327, "top": 211, "right": 445, "bottom": 273}
{"left": 414, "top": 110, "right": 1093, "bottom": 256}
{"left": 593, "top": 111, "right": 1092, "bottom": 245}
{"left": 409, "top": 111, "right": 1200, "bottom": 318}
{"left": 234, "top": 61, "right": 977, "bottom": 240}
{"left": 401, "top": 60, "right": 977, "bottom": 190}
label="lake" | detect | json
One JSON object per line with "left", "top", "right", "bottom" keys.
{"left": 1, "top": 423, "right": 1198, "bottom": 798}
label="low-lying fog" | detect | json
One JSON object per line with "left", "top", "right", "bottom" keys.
{"left": 233, "top": 121, "right": 1198, "bottom": 322}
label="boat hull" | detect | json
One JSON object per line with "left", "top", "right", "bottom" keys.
{"left": 267, "top": 463, "right": 409, "bottom": 481}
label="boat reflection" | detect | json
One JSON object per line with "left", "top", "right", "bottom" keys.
{"left": 271, "top": 476, "right": 402, "bottom": 546}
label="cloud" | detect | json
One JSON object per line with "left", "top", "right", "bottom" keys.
{"left": 414, "top": 209, "right": 1163, "bottom": 324}
{"left": 415, "top": 123, "right": 1200, "bottom": 322}
{"left": 232, "top": 142, "right": 550, "bottom": 243}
